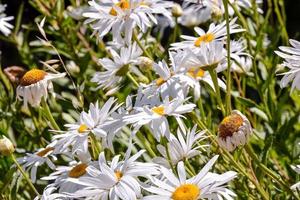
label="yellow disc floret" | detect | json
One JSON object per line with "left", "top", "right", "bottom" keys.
{"left": 194, "top": 33, "right": 215, "bottom": 47}
{"left": 172, "top": 184, "right": 200, "bottom": 200}
{"left": 109, "top": 0, "right": 130, "bottom": 16}
{"left": 69, "top": 163, "right": 88, "bottom": 178}
{"left": 152, "top": 106, "right": 165, "bottom": 116}
{"left": 20, "top": 69, "right": 47, "bottom": 86}
{"left": 187, "top": 68, "right": 205, "bottom": 78}
{"left": 218, "top": 113, "right": 244, "bottom": 139}
{"left": 78, "top": 124, "right": 89, "bottom": 133}
{"left": 115, "top": 170, "right": 123, "bottom": 181}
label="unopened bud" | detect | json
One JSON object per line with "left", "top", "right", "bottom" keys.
{"left": 0, "top": 136, "right": 15, "bottom": 156}
{"left": 138, "top": 56, "right": 153, "bottom": 71}
{"left": 172, "top": 3, "right": 183, "bottom": 18}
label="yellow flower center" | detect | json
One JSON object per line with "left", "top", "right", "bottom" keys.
{"left": 218, "top": 113, "right": 244, "bottom": 139}
{"left": 19, "top": 69, "right": 47, "bottom": 86}
{"left": 187, "top": 68, "right": 205, "bottom": 78}
{"left": 115, "top": 170, "right": 123, "bottom": 181}
{"left": 152, "top": 106, "right": 165, "bottom": 116}
{"left": 156, "top": 77, "right": 166, "bottom": 86}
{"left": 36, "top": 147, "right": 54, "bottom": 157}
{"left": 68, "top": 163, "right": 88, "bottom": 178}
{"left": 78, "top": 124, "right": 89, "bottom": 133}
{"left": 172, "top": 184, "right": 200, "bottom": 200}
{"left": 109, "top": 0, "right": 130, "bottom": 16}
{"left": 194, "top": 33, "right": 215, "bottom": 47}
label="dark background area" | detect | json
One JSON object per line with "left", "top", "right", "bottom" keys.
{"left": 1, "top": 0, "right": 300, "bottom": 67}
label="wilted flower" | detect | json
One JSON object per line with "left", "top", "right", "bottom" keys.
{"left": 217, "top": 110, "right": 252, "bottom": 152}
{"left": 16, "top": 69, "right": 66, "bottom": 107}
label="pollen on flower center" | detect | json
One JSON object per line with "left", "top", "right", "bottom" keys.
{"left": 69, "top": 163, "right": 88, "bottom": 178}
{"left": 115, "top": 170, "right": 123, "bottom": 181}
{"left": 172, "top": 184, "right": 200, "bottom": 200}
{"left": 218, "top": 113, "right": 244, "bottom": 139}
{"left": 36, "top": 147, "right": 54, "bottom": 157}
{"left": 156, "top": 77, "right": 166, "bottom": 86}
{"left": 194, "top": 33, "right": 215, "bottom": 47}
{"left": 78, "top": 124, "right": 89, "bottom": 133}
{"left": 187, "top": 68, "right": 205, "bottom": 78}
{"left": 109, "top": 0, "right": 130, "bottom": 16}
{"left": 152, "top": 106, "right": 165, "bottom": 115}
{"left": 19, "top": 69, "right": 47, "bottom": 86}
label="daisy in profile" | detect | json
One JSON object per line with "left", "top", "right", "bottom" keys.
{"left": 41, "top": 152, "right": 92, "bottom": 194}
{"left": 189, "top": 41, "right": 225, "bottom": 71}
{"left": 83, "top": 0, "right": 172, "bottom": 43}
{"left": 143, "top": 155, "right": 237, "bottom": 200}
{"left": 91, "top": 43, "right": 143, "bottom": 91}
{"left": 123, "top": 97, "right": 195, "bottom": 141}
{"left": 0, "top": 4, "right": 14, "bottom": 36}
{"left": 17, "top": 142, "right": 58, "bottom": 182}
{"left": 53, "top": 98, "right": 120, "bottom": 154}
{"left": 67, "top": 148, "right": 159, "bottom": 199}
{"left": 217, "top": 110, "right": 252, "bottom": 152}
{"left": 275, "top": 39, "right": 300, "bottom": 91}
{"left": 171, "top": 17, "right": 244, "bottom": 50}
{"left": 154, "top": 125, "right": 208, "bottom": 167}
{"left": 16, "top": 68, "right": 66, "bottom": 108}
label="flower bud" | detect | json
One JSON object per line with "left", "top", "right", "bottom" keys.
{"left": 0, "top": 136, "right": 15, "bottom": 156}
{"left": 138, "top": 56, "right": 153, "bottom": 71}
{"left": 172, "top": 3, "right": 183, "bottom": 18}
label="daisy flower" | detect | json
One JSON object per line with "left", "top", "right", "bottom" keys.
{"left": 16, "top": 69, "right": 66, "bottom": 108}
{"left": 189, "top": 41, "right": 225, "bottom": 71}
{"left": 67, "top": 148, "right": 159, "bottom": 199}
{"left": 291, "top": 164, "right": 300, "bottom": 190}
{"left": 143, "top": 155, "right": 237, "bottom": 200}
{"left": 217, "top": 110, "right": 252, "bottom": 152}
{"left": 124, "top": 97, "right": 196, "bottom": 141}
{"left": 0, "top": 4, "right": 14, "bottom": 36}
{"left": 154, "top": 125, "right": 208, "bottom": 167}
{"left": 53, "top": 98, "right": 120, "bottom": 154}
{"left": 41, "top": 156, "right": 93, "bottom": 194}
{"left": 171, "top": 17, "right": 244, "bottom": 50}
{"left": 17, "top": 143, "right": 58, "bottom": 182}
{"left": 275, "top": 39, "right": 300, "bottom": 91}
{"left": 91, "top": 43, "right": 143, "bottom": 90}
{"left": 83, "top": 0, "right": 172, "bottom": 43}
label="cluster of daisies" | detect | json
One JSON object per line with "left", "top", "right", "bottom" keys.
{"left": 1, "top": 0, "right": 300, "bottom": 199}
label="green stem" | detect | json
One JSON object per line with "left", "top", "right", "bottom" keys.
{"left": 126, "top": 72, "right": 140, "bottom": 87}
{"left": 245, "top": 144, "right": 299, "bottom": 199}
{"left": 162, "top": 137, "right": 176, "bottom": 174}
{"left": 11, "top": 154, "right": 40, "bottom": 197}
{"left": 222, "top": 0, "right": 232, "bottom": 115}
{"left": 190, "top": 112, "right": 269, "bottom": 200}
{"left": 41, "top": 98, "right": 60, "bottom": 130}
{"left": 208, "top": 69, "right": 225, "bottom": 116}
{"left": 90, "top": 133, "right": 101, "bottom": 159}
{"left": 133, "top": 31, "right": 153, "bottom": 59}
{"left": 136, "top": 132, "right": 156, "bottom": 158}
{"left": 171, "top": 17, "right": 178, "bottom": 44}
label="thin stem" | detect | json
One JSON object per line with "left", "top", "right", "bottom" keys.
{"left": 222, "top": 0, "right": 232, "bottom": 115}
{"left": 136, "top": 132, "right": 156, "bottom": 158}
{"left": 171, "top": 17, "right": 178, "bottom": 44}
{"left": 208, "top": 69, "right": 225, "bottom": 116}
{"left": 126, "top": 72, "right": 140, "bottom": 88}
{"left": 41, "top": 98, "right": 60, "bottom": 130}
{"left": 133, "top": 31, "right": 153, "bottom": 59}
{"left": 245, "top": 144, "right": 299, "bottom": 199}
{"left": 11, "top": 154, "right": 40, "bottom": 197}
{"left": 89, "top": 133, "right": 101, "bottom": 159}
{"left": 162, "top": 137, "right": 176, "bottom": 174}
